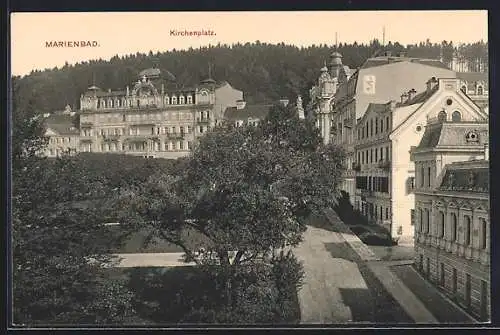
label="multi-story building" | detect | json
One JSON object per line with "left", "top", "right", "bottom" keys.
{"left": 410, "top": 120, "right": 490, "bottom": 321}
{"left": 456, "top": 72, "right": 489, "bottom": 113}
{"left": 354, "top": 77, "right": 488, "bottom": 243}
{"left": 223, "top": 100, "right": 274, "bottom": 127}
{"left": 333, "top": 52, "right": 456, "bottom": 204}
{"left": 77, "top": 67, "right": 243, "bottom": 159}
{"left": 43, "top": 105, "right": 80, "bottom": 157}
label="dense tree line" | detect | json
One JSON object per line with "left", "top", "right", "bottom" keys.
{"left": 13, "top": 40, "right": 488, "bottom": 114}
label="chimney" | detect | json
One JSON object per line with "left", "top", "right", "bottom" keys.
{"left": 426, "top": 77, "right": 438, "bottom": 92}
{"left": 484, "top": 143, "right": 489, "bottom": 161}
{"left": 407, "top": 88, "right": 417, "bottom": 101}
{"left": 236, "top": 100, "right": 246, "bottom": 110}
{"left": 400, "top": 92, "right": 408, "bottom": 104}
{"left": 279, "top": 98, "right": 289, "bottom": 107}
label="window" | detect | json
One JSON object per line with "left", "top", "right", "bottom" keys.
{"left": 187, "top": 95, "right": 193, "bottom": 104}
{"left": 380, "top": 206, "right": 383, "bottom": 220}
{"left": 480, "top": 218, "right": 487, "bottom": 249}
{"left": 180, "top": 141, "right": 184, "bottom": 150}
{"left": 427, "top": 167, "right": 431, "bottom": 187}
{"left": 385, "top": 147, "right": 389, "bottom": 161}
{"left": 451, "top": 213, "right": 457, "bottom": 242}
{"left": 370, "top": 149, "right": 373, "bottom": 163}
{"left": 386, "top": 207, "right": 389, "bottom": 220}
{"left": 438, "top": 110, "right": 447, "bottom": 122}
{"left": 386, "top": 116, "right": 390, "bottom": 131}
{"left": 375, "top": 118, "right": 378, "bottom": 134}
{"left": 464, "top": 216, "right": 471, "bottom": 246}
{"left": 411, "top": 209, "right": 415, "bottom": 226}
{"left": 380, "top": 147, "right": 383, "bottom": 161}
{"left": 180, "top": 126, "right": 185, "bottom": 135}
{"left": 179, "top": 96, "right": 185, "bottom": 104}
{"left": 375, "top": 148, "right": 378, "bottom": 162}
{"left": 172, "top": 96, "right": 177, "bottom": 104}
{"left": 419, "top": 208, "right": 423, "bottom": 232}
{"left": 452, "top": 111, "right": 462, "bottom": 122}
{"left": 420, "top": 166, "right": 425, "bottom": 187}
{"left": 426, "top": 209, "right": 430, "bottom": 234}
{"left": 188, "top": 141, "right": 193, "bottom": 150}
{"left": 358, "top": 152, "right": 361, "bottom": 164}
{"left": 439, "top": 212, "right": 445, "bottom": 238}
{"left": 199, "top": 126, "right": 204, "bottom": 133}
{"left": 370, "top": 119, "right": 373, "bottom": 137}
{"left": 461, "top": 85, "right": 467, "bottom": 94}
{"left": 477, "top": 86, "right": 484, "bottom": 95}
{"left": 164, "top": 96, "right": 170, "bottom": 105}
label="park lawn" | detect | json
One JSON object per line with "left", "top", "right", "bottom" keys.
{"left": 108, "top": 226, "right": 212, "bottom": 254}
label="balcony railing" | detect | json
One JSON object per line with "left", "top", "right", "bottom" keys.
{"left": 378, "top": 160, "right": 391, "bottom": 169}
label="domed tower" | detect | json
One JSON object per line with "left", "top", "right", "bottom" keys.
{"left": 328, "top": 51, "right": 343, "bottom": 79}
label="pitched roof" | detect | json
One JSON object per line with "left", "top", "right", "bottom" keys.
{"left": 415, "top": 122, "right": 489, "bottom": 150}
{"left": 439, "top": 160, "right": 489, "bottom": 193}
{"left": 224, "top": 104, "right": 273, "bottom": 121}
{"left": 397, "top": 85, "right": 439, "bottom": 107}
{"left": 44, "top": 114, "right": 79, "bottom": 135}
{"left": 361, "top": 57, "right": 450, "bottom": 70}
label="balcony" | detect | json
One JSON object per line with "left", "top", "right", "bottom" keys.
{"left": 343, "top": 118, "right": 353, "bottom": 128}
{"left": 166, "top": 132, "right": 185, "bottom": 139}
{"left": 378, "top": 160, "right": 391, "bottom": 170}
{"left": 196, "top": 117, "right": 210, "bottom": 124}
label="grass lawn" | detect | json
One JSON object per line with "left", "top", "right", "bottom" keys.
{"left": 101, "top": 265, "right": 301, "bottom": 325}
{"left": 108, "top": 226, "right": 211, "bottom": 254}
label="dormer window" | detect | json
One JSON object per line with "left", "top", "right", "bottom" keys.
{"left": 179, "top": 95, "right": 185, "bottom": 104}
{"left": 187, "top": 95, "right": 193, "bottom": 104}
{"left": 171, "top": 96, "right": 177, "bottom": 104}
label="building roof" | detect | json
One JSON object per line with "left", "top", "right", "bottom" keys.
{"left": 415, "top": 122, "right": 489, "bottom": 151}
{"left": 138, "top": 67, "right": 161, "bottom": 78}
{"left": 44, "top": 114, "right": 79, "bottom": 135}
{"left": 456, "top": 72, "right": 488, "bottom": 85}
{"left": 397, "top": 85, "right": 439, "bottom": 107}
{"left": 224, "top": 104, "right": 273, "bottom": 121}
{"left": 361, "top": 57, "right": 450, "bottom": 70}
{"left": 438, "top": 160, "right": 489, "bottom": 193}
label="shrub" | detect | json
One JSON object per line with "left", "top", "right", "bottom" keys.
{"left": 359, "top": 232, "right": 396, "bottom": 246}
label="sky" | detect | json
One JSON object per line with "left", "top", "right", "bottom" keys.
{"left": 10, "top": 10, "right": 488, "bottom": 76}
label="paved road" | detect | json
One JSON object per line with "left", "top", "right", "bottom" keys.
{"left": 292, "top": 225, "right": 369, "bottom": 324}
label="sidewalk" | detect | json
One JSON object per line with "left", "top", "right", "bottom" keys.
{"left": 111, "top": 253, "right": 195, "bottom": 268}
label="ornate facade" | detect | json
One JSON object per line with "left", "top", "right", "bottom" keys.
{"left": 44, "top": 67, "right": 244, "bottom": 159}
{"left": 354, "top": 77, "right": 488, "bottom": 244}
{"left": 410, "top": 121, "right": 490, "bottom": 321}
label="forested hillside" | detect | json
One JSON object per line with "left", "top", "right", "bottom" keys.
{"left": 12, "top": 39, "right": 488, "bottom": 114}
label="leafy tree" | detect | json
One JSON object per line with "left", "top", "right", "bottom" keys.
{"left": 11, "top": 86, "right": 135, "bottom": 325}
{"left": 111, "top": 103, "right": 346, "bottom": 313}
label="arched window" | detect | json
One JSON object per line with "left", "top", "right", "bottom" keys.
{"left": 438, "top": 110, "right": 447, "bottom": 122}
{"left": 477, "top": 86, "right": 483, "bottom": 95}
{"left": 461, "top": 85, "right": 467, "bottom": 94}
{"left": 179, "top": 95, "right": 185, "bottom": 104}
{"left": 451, "top": 213, "right": 457, "bottom": 241}
{"left": 187, "top": 95, "right": 193, "bottom": 104}
{"left": 452, "top": 111, "right": 462, "bottom": 122}
{"left": 439, "top": 211, "right": 445, "bottom": 238}
{"left": 164, "top": 96, "right": 170, "bottom": 105}
{"left": 171, "top": 96, "right": 177, "bottom": 104}
{"left": 464, "top": 216, "right": 471, "bottom": 246}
